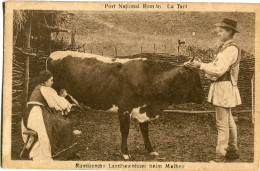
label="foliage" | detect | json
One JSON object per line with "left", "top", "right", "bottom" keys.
{"left": 13, "top": 10, "right": 74, "bottom": 52}
{"left": 13, "top": 10, "right": 28, "bottom": 33}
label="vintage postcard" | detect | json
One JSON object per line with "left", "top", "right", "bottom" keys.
{"left": 2, "top": 1, "right": 260, "bottom": 170}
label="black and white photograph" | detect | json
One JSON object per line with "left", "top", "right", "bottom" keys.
{"left": 2, "top": 1, "right": 259, "bottom": 170}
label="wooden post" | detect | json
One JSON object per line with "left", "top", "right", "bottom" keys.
{"left": 164, "top": 45, "right": 166, "bottom": 54}
{"left": 22, "top": 19, "right": 32, "bottom": 109}
{"left": 177, "top": 45, "right": 180, "bottom": 56}
{"left": 154, "top": 44, "right": 156, "bottom": 53}
{"left": 43, "top": 15, "right": 51, "bottom": 54}
{"left": 252, "top": 74, "right": 255, "bottom": 124}
{"left": 71, "top": 28, "right": 76, "bottom": 50}
{"left": 115, "top": 47, "right": 117, "bottom": 57}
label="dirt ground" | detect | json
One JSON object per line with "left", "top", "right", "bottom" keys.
{"left": 74, "top": 109, "right": 254, "bottom": 162}
{"left": 12, "top": 108, "right": 254, "bottom": 162}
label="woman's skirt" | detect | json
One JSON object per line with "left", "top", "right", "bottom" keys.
{"left": 22, "top": 104, "right": 75, "bottom": 160}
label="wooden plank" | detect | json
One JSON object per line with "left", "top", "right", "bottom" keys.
{"left": 164, "top": 110, "right": 214, "bottom": 114}
{"left": 22, "top": 19, "right": 32, "bottom": 110}
{"left": 163, "top": 109, "right": 252, "bottom": 114}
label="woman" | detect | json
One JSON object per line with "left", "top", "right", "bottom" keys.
{"left": 185, "top": 18, "right": 241, "bottom": 162}
{"left": 21, "top": 70, "right": 75, "bottom": 160}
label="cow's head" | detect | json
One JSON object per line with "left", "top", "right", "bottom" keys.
{"left": 170, "top": 66, "right": 204, "bottom": 104}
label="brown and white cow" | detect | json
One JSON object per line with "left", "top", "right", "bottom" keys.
{"left": 48, "top": 51, "right": 204, "bottom": 160}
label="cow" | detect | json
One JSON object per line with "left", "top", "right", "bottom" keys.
{"left": 48, "top": 51, "right": 204, "bottom": 160}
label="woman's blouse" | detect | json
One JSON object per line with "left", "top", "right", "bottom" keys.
{"left": 29, "top": 84, "right": 72, "bottom": 112}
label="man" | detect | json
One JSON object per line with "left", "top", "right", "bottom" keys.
{"left": 185, "top": 18, "right": 241, "bottom": 162}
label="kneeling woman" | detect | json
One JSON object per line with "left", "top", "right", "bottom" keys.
{"left": 21, "top": 70, "right": 75, "bottom": 160}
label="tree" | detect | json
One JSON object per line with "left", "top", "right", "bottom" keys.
{"left": 13, "top": 10, "right": 73, "bottom": 109}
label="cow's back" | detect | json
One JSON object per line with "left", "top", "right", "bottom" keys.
{"left": 49, "top": 56, "right": 122, "bottom": 110}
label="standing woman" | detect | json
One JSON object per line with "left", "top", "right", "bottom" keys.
{"left": 185, "top": 18, "right": 241, "bottom": 162}
{"left": 21, "top": 70, "right": 75, "bottom": 160}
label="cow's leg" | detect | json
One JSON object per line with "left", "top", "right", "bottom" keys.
{"left": 139, "top": 122, "right": 159, "bottom": 156}
{"left": 118, "top": 111, "right": 131, "bottom": 160}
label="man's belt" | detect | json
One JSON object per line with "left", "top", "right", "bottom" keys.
{"left": 216, "top": 71, "right": 231, "bottom": 82}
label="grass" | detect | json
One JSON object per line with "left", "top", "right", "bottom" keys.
{"left": 11, "top": 108, "right": 254, "bottom": 162}
{"left": 61, "top": 11, "right": 255, "bottom": 57}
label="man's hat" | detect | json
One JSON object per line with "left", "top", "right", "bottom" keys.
{"left": 215, "top": 18, "right": 239, "bottom": 33}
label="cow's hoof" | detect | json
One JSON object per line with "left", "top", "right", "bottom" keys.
{"left": 122, "top": 153, "right": 132, "bottom": 160}
{"left": 149, "top": 151, "right": 159, "bottom": 156}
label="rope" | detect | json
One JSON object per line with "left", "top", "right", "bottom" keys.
{"left": 52, "top": 142, "right": 78, "bottom": 158}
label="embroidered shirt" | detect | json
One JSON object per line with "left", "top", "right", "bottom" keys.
{"left": 199, "top": 40, "right": 242, "bottom": 107}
